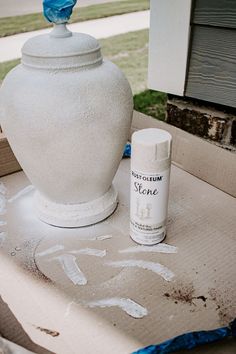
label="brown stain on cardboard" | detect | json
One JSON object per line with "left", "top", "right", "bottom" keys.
{"left": 164, "top": 282, "right": 195, "bottom": 305}
{"left": 27, "top": 264, "right": 52, "bottom": 283}
{"left": 209, "top": 288, "right": 235, "bottom": 325}
{"left": 22, "top": 239, "right": 52, "bottom": 283}
{"left": 163, "top": 283, "right": 235, "bottom": 324}
{"left": 0, "top": 296, "right": 54, "bottom": 354}
{"left": 163, "top": 282, "right": 207, "bottom": 308}
{"left": 36, "top": 326, "right": 60, "bottom": 337}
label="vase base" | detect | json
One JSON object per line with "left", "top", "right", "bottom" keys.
{"left": 34, "top": 185, "right": 118, "bottom": 228}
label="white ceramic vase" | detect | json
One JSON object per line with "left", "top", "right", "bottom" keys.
{"left": 0, "top": 24, "right": 133, "bottom": 227}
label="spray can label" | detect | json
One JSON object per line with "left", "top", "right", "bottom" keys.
{"left": 130, "top": 168, "right": 170, "bottom": 244}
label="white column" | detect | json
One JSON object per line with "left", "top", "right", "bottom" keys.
{"left": 148, "top": 0, "right": 192, "bottom": 96}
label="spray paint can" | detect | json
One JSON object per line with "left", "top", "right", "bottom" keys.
{"left": 130, "top": 128, "right": 172, "bottom": 245}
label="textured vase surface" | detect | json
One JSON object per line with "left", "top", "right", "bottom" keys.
{"left": 0, "top": 24, "right": 133, "bottom": 227}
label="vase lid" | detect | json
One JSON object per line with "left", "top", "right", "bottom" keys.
{"left": 21, "top": 24, "right": 103, "bottom": 70}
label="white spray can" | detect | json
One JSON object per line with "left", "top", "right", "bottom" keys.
{"left": 130, "top": 128, "right": 172, "bottom": 245}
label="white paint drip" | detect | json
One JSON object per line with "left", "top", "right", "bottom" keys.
{"left": 0, "top": 220, "right": 7, "bottom": 226}
{"left": 36, "top": 244, "right": 64, "bottom": 257}
{"left": 70, "top": 248, "right": 106, "bottom": 257}
{"left": 0, "top": 231, "right": 7, "bottom": 246}
{"left": 8, "top": 185, "right": 34, "bottom": 203}
{"left": 106, "top": 259, "right": 174, "bottom": 281}
{"left": 64, "top": 301, "right": 75, "bottom": 318}
{"left": 94, "top": 234, "right": 112, "bottom": 241}
{"left": 77, "top": 235, "right": 112, "bottom": 241}
{"left": 0, "top": 182, "right": 7, "bottom": 195}
{"left": 53, "top": 254, "right": 87, "bottom": 285}
{"left": 85, "top": 298, "right": 148, "bottom": 319}
{"left": 0, "top": 195, "right": 6, "bottom": 215}
{"left": 119, "top": 243, "right": 178, "bottom": 254}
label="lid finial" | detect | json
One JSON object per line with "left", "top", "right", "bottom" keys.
{"left": 50, "top": 23, "right": 72, "bottom": 38}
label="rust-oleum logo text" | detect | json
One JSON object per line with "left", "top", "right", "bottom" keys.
{"left": 132, "top": 171, "right": 163, "bottom": 196}
{"left": 131, "top": 171, "right": 163, "bottom": 182}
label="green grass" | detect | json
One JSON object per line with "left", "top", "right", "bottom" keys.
{"left": 0, "top": 0, "right": 149, "bottom": 37}
{"left": 0, "top": 59, "right": 20, "bottom": 81}
{"left": 0, "top": 28, "right": 166, "bottom": 121}
{"left": 102, "top": 29, "right": 149, "bottom": 94}
{"left": 103, "top": 29, "right": 167, "bottom": 119}
{"left": 134, "top": 90, "right": 167, "bottom": 121}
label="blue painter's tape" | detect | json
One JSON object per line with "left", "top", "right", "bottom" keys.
{"left": 133, "top": 319, "right": 235, "bottom": 354}
{"left": 43, "top": 0, "right": 77, "bottom": 24}
{"left": 123, "top": 143, "right": 131, "bottom": 158}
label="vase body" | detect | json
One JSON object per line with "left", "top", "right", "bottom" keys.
{"left": 0, "top": 26, "right": 133, "bottom": 227}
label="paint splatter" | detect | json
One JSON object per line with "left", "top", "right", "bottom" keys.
{"left": 209, "top": 288, "right": 235, "bottom": 325}
{"left": 0, "top": 195, "right": 6, "bottom": 215}
{"left": 70, "top": 248, "right": 106, "bottom": 257}
{"left": 0, "top": 231, "right": 6, "bottom": 246}
{"left": 36, "top": 244, "right": 64, "bottom": 257}
{"left": 94, "top": 235, "right": 112, "bottom": 241}
{"left": 0, "top": 220, "right": 7, "bottom": 226}
{"left": 36, "top": 326, "right": 59, "bottom": 337}
{"left": 64, "top": 301, "right": 75, "bottom": 318}
{"left": 0, "top": 182, "right": 7, "bottom": 195}
{"left": 8, "top": 185, "right": 34, "bottom": 203}
{"left": 85, "top": 298, "right": 148, "bottom": 319}
{"left": 163, "top": 282, "right": 208, "bottom": 309}
{"left": 52, "top": 254, "right": 87, "bottom": 285}
{"left": 106, "top": 259, "right": 174, "bottom": 281}
{"left": 119, "top": 243, "right": 178, "bottom": 254}
{"left": 77, "top": 234, "right": 112, "bottom": 241}
{"left": 164, "top": 283, "right": 195, "bottom": 305}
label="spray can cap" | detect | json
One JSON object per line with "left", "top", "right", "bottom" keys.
{"left": 131, "top": 128, "right": 172, "bottom": 173}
